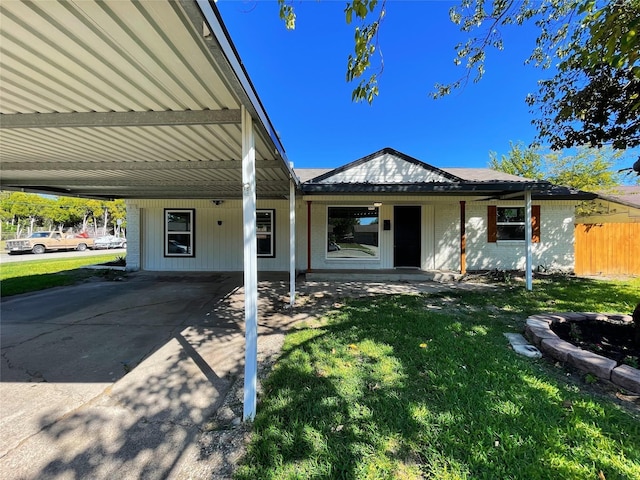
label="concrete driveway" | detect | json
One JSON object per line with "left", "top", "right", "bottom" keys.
{"left": 0, "top": 272, "right": 294, "bottom": 479}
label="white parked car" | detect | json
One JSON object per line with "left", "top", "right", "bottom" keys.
{"left": 94, "top": 235, "right": 127, "bottom": 249}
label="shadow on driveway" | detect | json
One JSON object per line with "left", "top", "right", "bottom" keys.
{"left": 0, "top": 271, "right": 296, "bottom": 479}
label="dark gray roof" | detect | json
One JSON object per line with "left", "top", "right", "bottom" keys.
{"left": 441, "top": 168, "right": 536, "bottom": 182}
{"left": 295, "top": 147, "right": 596, "bottom": 200}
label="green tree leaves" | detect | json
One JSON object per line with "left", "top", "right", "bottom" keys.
{"left": 278, "top": 0, "right": 384, "bottom": 104}
{"left": 490, "top": 141, "right": 624, "bottom": 191}
{"left": 489, "top": 141, "right": 545, "bottom": 180}
{"left": 0, "top": 192, "right": 126, "bottom": 238}
{"left": 490, "top": 142, "right": 626, "bottom": 215}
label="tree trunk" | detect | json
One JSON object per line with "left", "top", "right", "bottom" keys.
{"left": 103, "top": 209, "right": 109, "bottom": 236}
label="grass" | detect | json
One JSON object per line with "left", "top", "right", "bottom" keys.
{"left": 337, "top": 243, "right": 377, "bottom": 256}
{"left": 236, "top": 277, "right": 640, "bottom": 479}
{"left": 0, "top": 253, "right": 123, "bottom": 297}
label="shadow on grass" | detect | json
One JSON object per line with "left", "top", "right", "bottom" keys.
{"left": 237, "top": 288, "right": 640, "bottom": 479}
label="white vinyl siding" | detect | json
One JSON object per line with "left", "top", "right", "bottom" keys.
{"left": 318, "top": 153, "right": 453, "bottom": 184}
{"left": 132, "top": 199, "right": 291, "bottom": 272}
{"left": 466, "top": 202, "right": 575, "bottom": 271}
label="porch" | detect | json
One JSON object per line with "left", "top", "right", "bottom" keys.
{"left": 304, "top": 269, "right": 463, "bottom": 283}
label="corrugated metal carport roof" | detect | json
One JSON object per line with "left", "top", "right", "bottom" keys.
{"left": 0, "top": 0, "right": 295, "bottom": 199}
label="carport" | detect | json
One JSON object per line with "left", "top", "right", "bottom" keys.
{"left": 0, "top": 0, "right": 296, "bottom": 420}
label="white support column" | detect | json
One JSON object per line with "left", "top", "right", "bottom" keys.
{"left": 241, "top": 106, "right": 258, "bottom": 421}
{"left": 289, "top": 179, "right": 296, "bottom": 307}
{"left": 525, "top": 190, "right": 533, "bottom": 291}
{"left": 124, "top": 201, "right": 141, "bottom": 271}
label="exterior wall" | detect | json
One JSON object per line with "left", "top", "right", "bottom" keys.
{"left": 127, "top": 196, "right": 577, "bottom": 274}
{"left": 433, "top": 203, "right": 461, "bottom": 271}
{"left": 129, "top": 199, "right": 293, "bottom": 272}
{"left": 300, "top": 195, "right": 467, "bottom": 271}
{"left": 299, "top": 196, "right": 576, "bottom": 273}
{"left": 466, "top": 201, "right": 576, "bottom": 272}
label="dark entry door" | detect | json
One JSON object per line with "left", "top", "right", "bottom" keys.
{"left": 394, "top": 206, "right": 421, "bottom": 267}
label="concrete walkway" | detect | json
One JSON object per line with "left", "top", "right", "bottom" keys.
{"left": 0, "top": 272, "right": 489, "bottom": 479}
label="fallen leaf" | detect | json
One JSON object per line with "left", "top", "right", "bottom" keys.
{"left": 615, "top": 392, "right": 640, "bottom": 403}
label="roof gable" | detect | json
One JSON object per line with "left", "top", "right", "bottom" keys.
{"left": 310, "top": 148, "right": 461, "bottom": 184}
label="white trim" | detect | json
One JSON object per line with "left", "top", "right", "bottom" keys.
{"left": 289, "top": 179, "right": 296, "bottom": 307}
{"left": 195, "top": 0, "right": 287, "bottom": 160}
{"left": 164, "top": 208, "right": 195, "bottom": 257}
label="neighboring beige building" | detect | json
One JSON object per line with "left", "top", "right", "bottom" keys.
{"left": 575, "top": 186, "right": 640, "bottom": 224}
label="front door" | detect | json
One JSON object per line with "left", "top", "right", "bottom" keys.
{"left": 394, "top": 206, "right": 421, "bottom": 268}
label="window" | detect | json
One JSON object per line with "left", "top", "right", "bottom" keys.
{"left": 257, "top": 209, "right": 275, "bottom": 257}
{"left": 487, "top": 205, "right": 540, "bottom": 243}
{"left": 327, "top": 206, "right": 379, "bottom": 259}
{"left": 497, "top": 206, "right": 525, "bottom": 240}
{"left": 164, "top": 209, "right": 194, "bottom": 257}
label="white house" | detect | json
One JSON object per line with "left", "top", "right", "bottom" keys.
{"left": 0, "top": 0, "right": 594, "bottom": 418}
{"left": 124, "top": 147, "right": 592, "bottom": 278}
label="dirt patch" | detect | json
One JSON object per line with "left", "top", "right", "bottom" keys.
{"left": 551, "top": 318, "right": 639, "bottom": 368}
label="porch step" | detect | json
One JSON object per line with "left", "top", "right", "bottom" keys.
{"left": 304, "top": 270, "right": 462, "bottom": 283}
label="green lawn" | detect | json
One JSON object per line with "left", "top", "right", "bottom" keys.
{"left": 236, "top": 277, "right": 640, "bottom": 479}
{"left": 0, "top": 253, "right": 123, "bottom": 297}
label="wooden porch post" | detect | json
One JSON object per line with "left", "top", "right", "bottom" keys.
{"left": 241, "top": 106, "right": 258, "bottom": 421}
{"left": 460, "top": 200, "right": 466, "bottom": 275}
{"left": 525, "top": 190, "right": 533, "bottom": 291}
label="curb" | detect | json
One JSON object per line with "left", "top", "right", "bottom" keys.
{"left": 524, "top": 312, "right": 640, "bottom": 394}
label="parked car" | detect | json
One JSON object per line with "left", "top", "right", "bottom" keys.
{"left": 5, "top": 230, "right": 94, "bottom": 254}
{"left": 94, "top": 235, "right": 127, "bottom": 249}
{"left": 168, "top": 240, "right": 188, "bottom": 254}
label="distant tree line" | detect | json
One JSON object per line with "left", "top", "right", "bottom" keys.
{"left": 0, "top": 192, "right": 126, "bottom": 240}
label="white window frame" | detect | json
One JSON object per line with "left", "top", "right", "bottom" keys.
{"left": 257, "top": 209, "right": 275, "bottom": 258}
{"left": 326, "top": 205, "right": 381, "bottom": 260}
{"left": 496, "top": 206, "right": 525, "bottom": 242}
{"left": 164, "top": 208, "right": 195, "bottom": 257}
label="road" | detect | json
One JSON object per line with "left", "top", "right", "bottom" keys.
{"left": 0, "top": 248, "right": 126, "bottom": 264}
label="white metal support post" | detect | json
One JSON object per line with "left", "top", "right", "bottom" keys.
{"left": 525, "top": 190, "right": 533, "bottom": 291}
{"left": 289, "top": 179, "right": 296, "bottom": 306}
{"left": 241, "top": 106, "right": 258, "bottom": 421}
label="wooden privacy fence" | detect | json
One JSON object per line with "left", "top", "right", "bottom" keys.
{"left": 574, "top": 223, "right": 640, "bottom": 275}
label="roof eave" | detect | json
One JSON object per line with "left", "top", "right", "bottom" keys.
{"left": 301, "top": 181, "right": 551, "bottom": 195}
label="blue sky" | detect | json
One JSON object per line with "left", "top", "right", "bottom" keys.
{"left": 216, "top": 1, "right": 558, "bottom": 170}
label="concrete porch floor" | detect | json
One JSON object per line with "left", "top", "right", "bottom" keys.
{"left": 304, "top": 269, "right": 463, "bottom": 283}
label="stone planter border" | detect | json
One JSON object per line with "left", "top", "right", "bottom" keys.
{"left": 524, "top": 312, "right": 640, "bottom": 394}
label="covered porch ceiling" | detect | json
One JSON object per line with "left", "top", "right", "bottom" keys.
{"left": 0, "top": 0, "right": 296, "bottom": 199}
